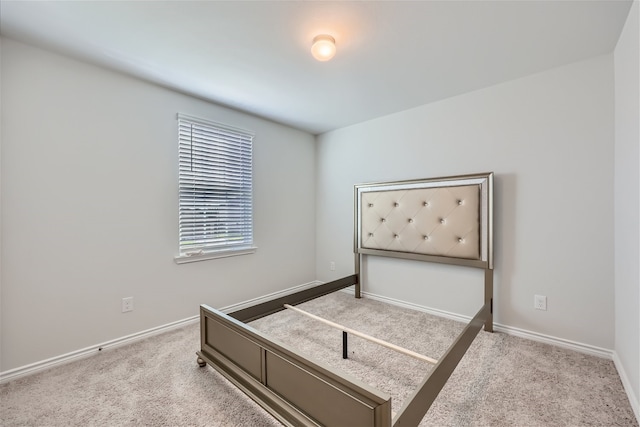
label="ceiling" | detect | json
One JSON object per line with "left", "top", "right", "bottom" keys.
{"left": 0, "top": 1, "right": 633, "bottom": 135}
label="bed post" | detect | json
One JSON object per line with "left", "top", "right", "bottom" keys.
{"left": 484, "top": 268, "right": 493, "bottom": 332}
{"left": 354, "top": 183, "right": 362, "bottom": 300}
{"left": 354, "top": 253, "right": 362, "bottom": 299}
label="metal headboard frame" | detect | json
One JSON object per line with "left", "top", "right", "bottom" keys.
{"left": 353, "top": 172, "right": 493, "bottom": 327}
{"left": 354, "top": 172, "right": 493, "bottom": 268}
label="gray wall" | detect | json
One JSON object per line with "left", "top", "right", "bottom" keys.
{"left": 316, "top": 54, "right": 616, "bottom": 350}
{"left": 614, "top": 0, "right": 640, "bottom": 415}
{"left": 0, "top": 39, "right": 317, "bottom": 371}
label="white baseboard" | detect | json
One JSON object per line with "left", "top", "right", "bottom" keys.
{"left": 357, "top": 289, "right": 471, "bottom": 324}
{"left": 492, "top": 323, "right": 614, "bottom": 359}
{"left": 360, "top": 290, "right": 614, "bottom": 359}
{"left": 365, "top": 289, "right": 640, "bottom": 422}
{"left": 0, "top": 315, "right": 199, "bottom": 384}
{"left": 613, "top": 351, "right": 640, "bottom": 422}
{"left": 0, "top": 280, "right": 323, "bottom": 385}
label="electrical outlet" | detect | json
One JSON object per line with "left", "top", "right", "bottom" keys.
{"left": 534, "top": 295, "right": 547, "bottom": 311}
{"left": 122, "top": 297, "right": 134, "bottom": 313}
{"left": 330, "top": 261, "right": 335, "bottom": 271}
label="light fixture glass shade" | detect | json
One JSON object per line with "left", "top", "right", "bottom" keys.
{"left": 311, "top": 35, "right": 336, "bottom": 61}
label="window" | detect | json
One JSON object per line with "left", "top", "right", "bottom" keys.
{"left": 175, "top": 114, "right": 255, "bottom": 263}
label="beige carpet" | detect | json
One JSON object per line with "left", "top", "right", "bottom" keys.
{"left": 1, "top": 292, "right": 637, "bottom": 426}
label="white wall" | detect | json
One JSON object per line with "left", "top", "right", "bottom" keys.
{"left": 0, "top": 38, "right": 317, "bottom": 372}
{"left": 614, "top": 0, "right": 640, "bottom": 415}
{"left": 316, "top": 54, "right": 615, "bottom": 349}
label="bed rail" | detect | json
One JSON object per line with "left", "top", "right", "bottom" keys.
{"left": 229, "top": 275, "right": 358, "bottom": 323}
{"left": 392, "top": 302, "right": 491, "bottom": 426}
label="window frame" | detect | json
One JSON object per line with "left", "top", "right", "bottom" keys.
{"left": 174, "top": 113, "right": 256, "bottom": 264}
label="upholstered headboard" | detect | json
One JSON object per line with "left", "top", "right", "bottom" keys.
{"left": 354, "top": 173, "right": 493, "bottom": 269}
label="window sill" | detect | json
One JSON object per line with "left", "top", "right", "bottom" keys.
{"left": 174, "top": 246, "right": 257, "bottom": 264}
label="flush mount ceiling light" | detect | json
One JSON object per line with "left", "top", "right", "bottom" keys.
{"left": 311, "top": 34, "right": 336, "bottom": 61}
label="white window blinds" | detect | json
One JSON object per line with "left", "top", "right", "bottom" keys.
{"left": 178, "top": 114, "right": 254, "bottom": 256}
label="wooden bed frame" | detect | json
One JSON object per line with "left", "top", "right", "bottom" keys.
{"left": 197, "top": 172, "right": 494, "bottom": 427}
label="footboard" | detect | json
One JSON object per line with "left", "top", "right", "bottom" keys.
{"left": 197, "top": 304, "right": 392, "bottom": 427}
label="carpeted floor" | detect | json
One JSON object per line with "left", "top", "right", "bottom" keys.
{"left": 1, "top": 292, "right": 637, "bottom": 426}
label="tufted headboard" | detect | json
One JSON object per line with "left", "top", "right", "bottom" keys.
{"left": 354, "top": 173, "right": 493, "bottom": 270}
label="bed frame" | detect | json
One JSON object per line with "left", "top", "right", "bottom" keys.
{"left": 197, "top": 172, "right": 493, "bottom": 427}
